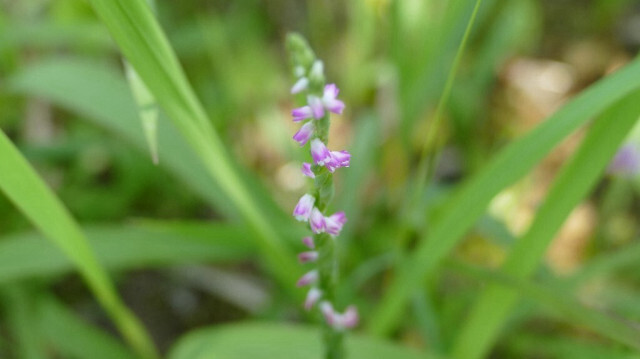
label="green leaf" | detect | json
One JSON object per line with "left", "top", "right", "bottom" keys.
{"left": 37, "top": 295, "right": 138, "bottom": 359}
{"left": 0, "top": 222, "right": 253, "bottom": 283}
{"left": 0, "top": 130, "right": 157, "bottom": 358}
{"left": 368, "top": 56, "right": 640, "bottom": 336}
{"left": 451, "top": 90, "right": 640, "bottom": 359}
{"left": 168, "top": 323, "right": 439, "bottom": 359}
{"left": 448, "top": 260, "right": 640, "bottom": 353}
{"left": 28, "top": 0, "right": 301, "bottom": 289}
{"left": 124, "top": 61, "right": 160, "bottom": 165}
{"left": 0, "top": 287, "right": 47, "bottom": 359}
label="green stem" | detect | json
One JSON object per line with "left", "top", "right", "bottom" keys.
{"left": 397, "top": 0, "right": 485, "bottom": 251}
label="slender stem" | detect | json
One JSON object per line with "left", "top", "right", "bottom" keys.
{"left": 397, "top": 0, "right": 485, "bottom": 251}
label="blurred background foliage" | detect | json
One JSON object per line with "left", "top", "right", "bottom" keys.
{"left": 1, "top": 0, "right": 640, "bottom": 358}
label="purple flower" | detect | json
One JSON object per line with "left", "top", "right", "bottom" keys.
{"left": 325, "top": 150, "right": 351, "bottom": 172}
{"left": 609, "top": 144, "right": 640, "bottom": 176}
{"left": 341, "top": 306, "right": 359, "bottom": 329}
{"left": 308, "top": 95, "right": 324, "bottom": 119}
{"left": 298, "top": 251, "right": 319, "bottom": 263}
{"left": 293, "top": 194, "right": 315, "bottom": 221}
{"left": 293, "top": 122, "right": 314, "bottom": 146}
{"left": 302, "top": 236, "right": 315, "bottom": 249}
{"left": 291, "top": 77, "right": 309, "bottom": 94}
{"left": 311, "top": 139, "right": 332, "bottom": 166}
{"left": 320, "top": 301, "right": 359, "bottom": 330}
{"left": 322, "top": 84, "right": 345, "bottom": 115}
{"left": 304, "top": 288, "right": 322, "bottom": 311}
{"left": 301, "top": 162, "right": 315, "bottom": 178}
{"left": 296, "top": 270, "right": 318, "bottom": 287}
{"left": 292, "top": 106, "right": 313, "bottom": 122}
{"left": 309, "top": 207, "right": 325, "bottom": 234}
{"left": 331, "top": 150, "right": 350, "bottom": 167}
{"left": 324, "top": 211, "right": 347, "bottom": 236}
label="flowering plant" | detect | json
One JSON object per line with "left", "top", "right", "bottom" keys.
{"left": 287, "top": 34, "right": 357, "bottom": 359}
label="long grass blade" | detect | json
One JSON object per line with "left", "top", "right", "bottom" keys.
{"left": 451, "top": 90, "right": 640, "bottom": 359}
{"left": 0, "top": 130, "right": 157, "bottom": 358}
{"left": 0, "top": 222, "right": 253, "bottom": 283}
{"left": 368, "top": 56, "right": 640, "bottom": 336}
{"left": 83, "top": 0, "right": 301, "bottom": 290}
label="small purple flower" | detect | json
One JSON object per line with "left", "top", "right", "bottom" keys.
{"left": 301, "top": 162, "right": 315, "bottom": 178}
{"left": 291, "top": 77, "right": 309, "bottom": 94}
{"left": 311, "top": 139, "right": 332, "bottom": 166}
{"left": 293, "top": 122, "right": 314, "bottom": 146}
{"left": 325, "top": 150, "right": 351, "bottom": 172}
{"left": 322, "top": 84, "right": 345, "bottom": 115}
{"left": 308, "top": 95, "right": 325, "bottom": 119}
{"left": 324, "top": 211, "right": 347, "bottom": 236}
{"left": 298, "top": 251, "right": 319, "bottom": 263}
{"left": 293, "top": 194, "right": 315, "bottom": 221}
{"left": 341, "top": 306, "right": 359, "bottom": 329}
{"left": 320, "top": 301, "right": 359, "bottom": 330}
{"left": 320, "top": 301, "right": 336, "bottom": 326}
{"left": 309, "top": 207, "right": 325, "bottom": 234}
{"left": 302, "top": 236, "right": 315, "bottom": 249}
{"left": 609, "top": 144, "right": 640, "bottom": 176}
{"left": 296, "top": 270, "right": 318, "bottom": 287}
{"left": 331, "top": 150, "right": 350, "bottom": 167}
{"left": 304, "top": 288, "right": 322, "bottom": 311}
{"left": 292, "top": 106, "right": 313, "bottom": 122}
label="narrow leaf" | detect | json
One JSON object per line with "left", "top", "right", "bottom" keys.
{"left": 368, "top": 57, "right": 640, "bottom": 335}
{"left": 0, "top": 130, "right": 157, "bottom": 358}
{"left": 451, "top": 90, "right": 640, "bottom": 359}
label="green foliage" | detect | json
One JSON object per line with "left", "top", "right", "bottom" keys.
{"left": 0, "top": 130, "right": 157, "bottom": 358}
{"left": 2, "top": 0, "right": 640, "bottom": 358}
{"left": 169, "top": 323, "right": 439, "bottom": 359}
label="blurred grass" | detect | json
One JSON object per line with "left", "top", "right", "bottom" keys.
{"left": 1, "top": 0, "right": 640, "bottom": 358}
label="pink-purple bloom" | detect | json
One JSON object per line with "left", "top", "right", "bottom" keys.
{"left": 293, "top": 194, "right": 315, "bottom": 221}
{"left": 320, "top": 302, "right": 359, "bottom": 330}
{"left": 609, "top": 144, "right": 640, "bottom": 176}
{"left": 304, "top": 288, "right": 322, "bottom": 311}
{"left": 298, "top": 251, "right": 319, "bottom": 263}
{"left": 326, "top": 150, "right": 351, "bottom": 172}
{"left": 309, "top": 207, "right": 325, "bottom": 234}
{"left": 311, "top": 139, "right": 332, "bottom": 166}
{"left": 297, "top": 270, "right": 318, "bottom": 287}
{"left": 293, "top": 122, "right": 314, "bottom": 146}
{"left": 324, "top": 211, "right": 347, "bottom": 236}
{"left": 322, "top": 84, "right": 345, "bottom": 115}
{"left": 302, "top": 162, "right": 315, "bottom": 178}
{"left": 291, "top": 77, "right": 309, "bottom": 94}
{"left": 302, "top": 236, "right": 315, "bottom": 249}
{"left": 292, "top": 106, "right": 313, "bottom": 122}
{"left": 308, "top": 95, "right": 324, "bottom": 119}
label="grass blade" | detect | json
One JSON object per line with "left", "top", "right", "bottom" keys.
{"left": 124, "top": 61, "right": 160, "bottom": 164}
{"left": 0, "top": 287, "right": 47, "bottom": 359}
{"left": 84, "top": 0, "right": 301, "bottom": 290}
{"left": 168, "top": 322, "right": 441, "bottom": 359}
{"left": 449, "top": 260, "right": 640, "bottom": 353}
{"left": 0, "top": 222, "right": 253, "bottom": 284}
{"left": 451, "top": 90, "right": 640, "bottom": 359}
{"left": 37, "top": 295, "right": 138, "bottom": 359}
{"left": 368, "top": 56, "right": 640, "bottom": 336}
{"left": 0, "top": 130, "right": 157, "bottom": 358}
